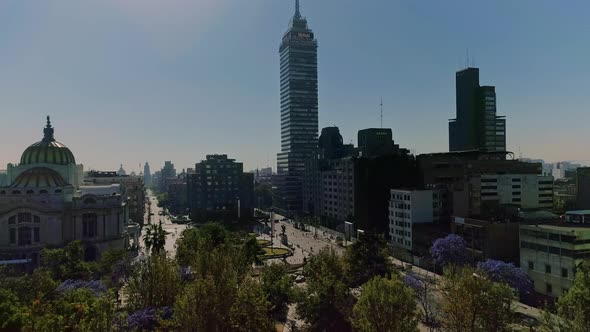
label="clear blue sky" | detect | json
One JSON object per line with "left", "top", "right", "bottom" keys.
{"left": 0, "top": 0, "right": 588, "bottom": 173}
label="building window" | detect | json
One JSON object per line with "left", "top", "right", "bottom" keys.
{"left": 9, "top": 228, "right": 16, "bottom": 244}
{"left": 8, "top": 216, "right": 15, "bottom": 224}
{"left": 82, "top": 213, "right": 98, "bottom": 238}
{"left": 546, "top": 283, "right": 553, "bottom": 294}
{"left": 33, "top": 227, "right": 40, "bottom": 242}
{"left": 545, "top": 264, "right": 552, "bottom": 274}
{"left": 18, "top": 213, "right": 32, "bottom": 223}
{"left": 562, "top": 268, "right": 568, "bottom": 278}
{"left": 18, "top": 226, "right": 32, "bottom": 246}
{"left": 528, "top": 261, "right": 534, "bottom": 270}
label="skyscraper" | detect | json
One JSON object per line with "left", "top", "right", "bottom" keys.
{"left": 143, "top": 162, "right": 151, "bottom": 187}
{"left": 449, "top": 67, "right": 506, "bottom": 152}
{"left": 275, "top": 0, "right": 318, "bottom": 213}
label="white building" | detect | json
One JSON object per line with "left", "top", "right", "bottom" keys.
{"left": 520, "top": 219, "right": 590, "bottom": 299}
{"left": 389, "top": 189, "right": 440, "bottom": 250}
{"left": 0, "top": 117, "right": 133, "bottom": 269}
{"left": 470, "top": 174, "right": 554, "bottom": 214}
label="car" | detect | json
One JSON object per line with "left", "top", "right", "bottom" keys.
{"left": 295, "top": 275, "right": 306, "bottom": 283}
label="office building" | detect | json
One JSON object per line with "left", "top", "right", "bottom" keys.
{"left": 448, "top": 67, "right": 506, "bottom": 152}
{"left": 143, "top": 162, "right": 152, "bottom": 187}
{"left": 358, "top": 128, "right": 403, "bottom": 157}
{"left": 159, "top": 161, "right": 177, "bottom": 192}
{"left": 576, "top": 167, "right": 590, "bottom": 209}
{"left": 275, "top": 0, "right": 318, "bottom": 214}
{"left": 187, "top": 155, "right": 254, "bottom": 222}
{"left": 0, "top": 170, "right": 7, "bottom": 187}
{"left": 389, "top": 189, "right": 443, "bottom": 251}
{"left": 418, "top": 151, "right": 543, "bottom": 220}
{"left": 455, "top": 174, "right": 554, "bottom": 219}
{"left": 520, "top": 220, "right": 590, "bottom": 299}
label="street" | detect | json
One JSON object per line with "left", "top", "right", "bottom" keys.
{"left": 258, "top": 212, "right": 344, "bottom": 265}
{"left": 141, "top": 190, "right": 187, "bottom": 256}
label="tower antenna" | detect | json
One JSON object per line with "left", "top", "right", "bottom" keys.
{"left": 465, "top": 48, "right": 470, "bottom": 68}
{"left": 380, "top": 98, "right": 383, "bottom": 128}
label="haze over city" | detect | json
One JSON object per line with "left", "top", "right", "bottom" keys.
{"left": 0, "top": 0, "right": 588, "bottom": 171}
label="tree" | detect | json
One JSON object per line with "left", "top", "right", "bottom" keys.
{"left": 352, "top": 275, "right": 419, "bottom": 332}
{"left": 404, "top": 272, "right": 440, "bottom": 330}
{"left": 0, "top": 288, "right": 24, "bottom": 331}
{"left": 439, "top": 266, "right": 516, "bottom": 331}
{"left": 175, "top": 228, "right": 201, "bottom": 267}
{"left": 255, "top": 182, "right": 273, "bottom": 209}
{"left": 296, "top": 247, "right": 353, "bottom": 332}
{"left": 343, "top": 232, "right": 392, "bottom": 287}
{"left": 126, "top": 254, "right": 182, "bottom": 311}
{"left": 230, "top": 277, "right": 274, "bottom": 332}
{"left": 477, "top": 259, "right": 533, "bottom": 297}
{"left": 144, "top": 221, "right": 167, "bottom": 255}
{"left": 260, "top": 263, "right": 294, "bottom": 320}
{"left": 41, "top": 241, "right": 93, "bottom": 281}
{"left": 544, "top": 261, "right": 590, "bottom": 332}
{"left": 430, "top": 234, "right": 470, "bottom": 269}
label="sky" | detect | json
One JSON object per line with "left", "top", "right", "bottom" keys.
{"left": 0, "top": 0, "right": 589, "bottom": 173}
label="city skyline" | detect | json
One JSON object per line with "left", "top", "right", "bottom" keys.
{"left": 0, "top": 0, "right": 589, "bottom": 171}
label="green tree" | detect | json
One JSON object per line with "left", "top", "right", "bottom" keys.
{"left": 0, "top": 288, "right": 24, "bottom": 331}
{"left": 125, "top": 254, "right": 182, "bottom": 311}
{"left": 41, "top": 241, "right": 93, "bottom": 281}
{"left": 175, "top": 228, "right": 201, "bottom": 267}
{"left": 343, "top": 232, "right": 393, "bottom": 287}
{"left": 144, "top": 221, "right": 167, "bottom": 255}
{"left": 296, "top": 247, "right": 354, "bottom": 332}
{"left": 260, "top": 263, "right": 294, "bottom": 320}
{"left": 230, "top": 277, "right": 274, "bottom": 332}
{"left": 439, "top": 266, "right": 516, "bottom": 331}
{"left": 543, "top": 261, "right": 590, "bottom": 332}
{"left": 352, "top": 275, "right": 419, "bottom": 332}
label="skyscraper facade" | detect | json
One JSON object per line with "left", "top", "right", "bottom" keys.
{"left": 275, "top": 0, "right": 318, "bottom": 213}
{"left": 143, "top": 162, "right": 151, "bottom": 187}
{"left": 449, "top": 67, "right": 506, "bottom": 152}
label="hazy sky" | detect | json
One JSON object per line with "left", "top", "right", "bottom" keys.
{"left": 0, "top": 0, "right": 588, "bottom": 173}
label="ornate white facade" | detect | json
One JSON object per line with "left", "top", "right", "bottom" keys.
{"left": 0, "top": 117, "right": 131, "bottom": 267}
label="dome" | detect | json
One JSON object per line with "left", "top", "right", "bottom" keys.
{"left": 20, "top": 116, "right": 76, "bottom": 166}
{"left": 11, "top": 167, "right": 67, "bottom": 188}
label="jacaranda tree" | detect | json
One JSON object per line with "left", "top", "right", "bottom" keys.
{"left": 430, "top": 234, "right": 470, "bottom": 269}
{"left": 477, "top": 259, "right": 533, "bottom": 297}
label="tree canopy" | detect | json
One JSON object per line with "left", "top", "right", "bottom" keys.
{"left": 352, "top": 275, "right": 419, "bottom": 332}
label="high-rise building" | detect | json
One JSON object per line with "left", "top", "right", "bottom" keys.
{"left": 187, "top": 154, "right": 254, "bottom": 222}
{"left": 143, "top": 162, "right": 152, "bottom": 187}
{"left": 275, "top": 0, "right": 318, "bottom": 213}
{"left": 576, "top": 167, "right": 590, "bottom": 209}
{"left": 449, "top": 67, "right": 506, "bottom": 152}
{"left": 357, "top": 128, "right": 402, "bottom": 157}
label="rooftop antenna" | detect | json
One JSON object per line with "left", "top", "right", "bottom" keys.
{"left": 380, "top": 98, "right": 383, "bottom": 128}
{"left": 465, "top": 48, "right": 470, "bottom": 68}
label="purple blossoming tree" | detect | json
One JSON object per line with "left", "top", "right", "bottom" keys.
{"left": 430, "top": 234, "right": 470, "bottom": 268}
{"left": 477, "top": 259, "right": 533, "bottom": 296}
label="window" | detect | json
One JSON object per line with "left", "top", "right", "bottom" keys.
{"left": 18, "top": 213, "right": 32, "bottom": 223}
{"left": 9, "top": 228, "right": 16, "bottom": 244}
{"left": 18, "top": 226, "right": 32, "bottom": 246}
{"left": 528, "top": 261, "right": 534, "bottom": 270}
{"left": 546, "top": 283, "right": 553, "bottom": 294}
{"left": 8, "top": 216, "right": 15, "bottom": 224}
{"left": 33, "top": 227, "right": 40, "bottom": 242}
{"left": 562, "top": 268, "right": 568, "bottom": 278}
{"left": 545, "top": 264, "right": 552, "bottom": 274}
{"left": 82, "top": 213, "right": 98, "bottom": 238}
